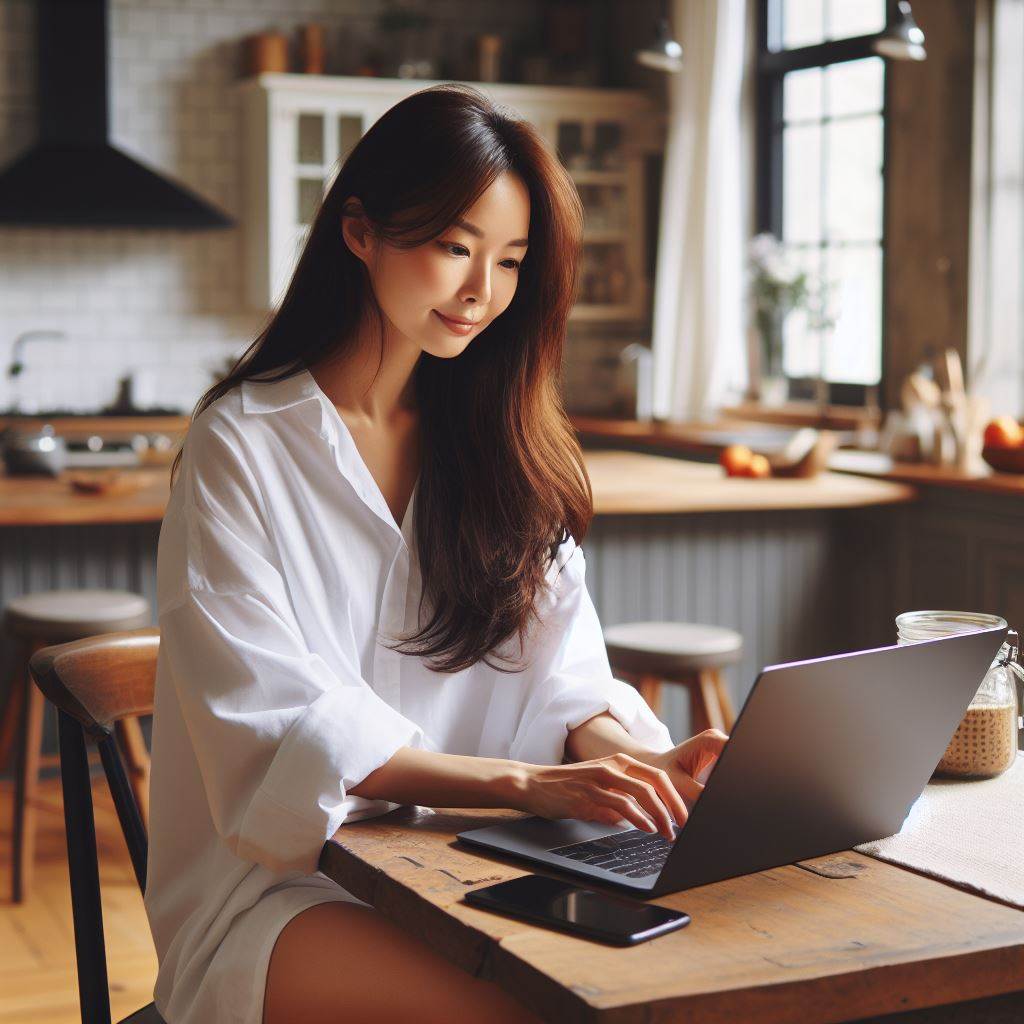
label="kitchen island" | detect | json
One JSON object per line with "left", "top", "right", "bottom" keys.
{"left": 0, "top": 449, "right": 915, "bottom": 752}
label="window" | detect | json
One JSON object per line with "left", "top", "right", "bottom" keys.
{"left": 757, "top": 0, "right": 888, "bottom": 404}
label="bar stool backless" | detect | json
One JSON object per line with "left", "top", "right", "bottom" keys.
{"left": 1, "top": 588, "right": 151, "bottom": 901}
{"left": 604, "top": 620, "right": 743, "bottom": 734}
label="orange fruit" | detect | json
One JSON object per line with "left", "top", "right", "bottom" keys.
{"left": 746, "top": 453, "right": 771, "bottom": 478}
{"left": 720, "top": 444, "right": 753, "bottom": 476}
{"left": 983, "top": 416, "right": 1024, "bottom": 449}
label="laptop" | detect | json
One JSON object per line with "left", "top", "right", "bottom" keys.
{"left": 457, "top": 625, "right": 1007, "bottom": 897}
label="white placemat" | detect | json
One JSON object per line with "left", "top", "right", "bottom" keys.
{"left": 855, "top": 753, "right": 1024, "bottom": 908}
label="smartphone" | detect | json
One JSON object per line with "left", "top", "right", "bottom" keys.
{"left": 463, "top": 873, "right": 690, "bottom": 946}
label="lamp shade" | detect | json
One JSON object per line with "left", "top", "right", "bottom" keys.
{"left": 635, "top": 17, "right": 683, "bottom": 73}
{"left": 872, "top": 1, "right": 926, "bottom": 61}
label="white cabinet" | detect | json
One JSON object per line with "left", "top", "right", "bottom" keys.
{"left": 237, "top": 74, "right": 663, "bottom": 322}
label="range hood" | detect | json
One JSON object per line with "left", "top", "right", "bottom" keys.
{"left": 0, "top": 0, "right": 232, "bottom": 228}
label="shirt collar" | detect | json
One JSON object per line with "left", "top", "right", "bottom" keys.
{"left": 241, "top": 368, "right": 415, "bottom": 546}
{"left": 240, "top": 370, "right": 321, "bottom": 415}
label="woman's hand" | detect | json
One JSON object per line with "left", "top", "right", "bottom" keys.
{"left": 638, "top": 729, "right": 729, "bottom": 812}
{"left": 512, "top": 752, "right": 690, "bottom": 841}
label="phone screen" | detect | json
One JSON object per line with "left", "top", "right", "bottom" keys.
{"left": 464, "top": 874, "right": 690, "bottom": 945}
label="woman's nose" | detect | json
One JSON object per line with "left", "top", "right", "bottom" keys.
{"left": 459, "top": 263, "right": 491, "bottom": 306}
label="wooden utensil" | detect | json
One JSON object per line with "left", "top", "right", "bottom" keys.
{"left": 67, "top": 469, "right": 163, "bottom": 496}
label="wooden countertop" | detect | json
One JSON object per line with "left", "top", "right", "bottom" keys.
{"left": 0, "top": 468, "right": 173, "bottom": 526}
{"left": 0, "top": 450, "right": 916, "bottom": 527}
{"left": 830, "top": 450, "right": 1024, "bottom": 498}
{"left": 585, "top": 450, "right": 915, "bottom": 514}
{"left": 0, "top": 414, "right": 190, "bottom": 435}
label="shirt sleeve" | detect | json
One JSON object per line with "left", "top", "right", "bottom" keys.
{"left": 506, "top": 537, "right": 675, "bottom": 766}
{"left": 159, "top": 413, "right": 427, "bottom": 875}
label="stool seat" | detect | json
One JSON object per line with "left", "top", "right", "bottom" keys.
{"left": 5, "top": 589, "right": 151, "bottom": 642}
{"left": 604, "top": 621, "right": 743, "bottom": 677}
{"left": 3, "top": 588, "right": 153, "bottom": 903}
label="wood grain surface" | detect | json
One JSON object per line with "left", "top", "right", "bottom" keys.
{"left": 0, "top": 451, "right": 916, "bottom": 526}
{"left": 319, "top": 805, "right": 1024, "bottom": 1024}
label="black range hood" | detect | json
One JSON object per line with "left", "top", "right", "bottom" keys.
{"left": 0, "top": 0, "right": 232, "bottom": 229}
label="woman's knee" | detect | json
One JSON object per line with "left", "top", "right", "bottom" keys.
{"left": 263, "top": 900, "right": 542, "bottom": 1024}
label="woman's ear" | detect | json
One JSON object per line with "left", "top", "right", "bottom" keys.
{"left": 341, "top": 197, "right": 376, "bottom": 265}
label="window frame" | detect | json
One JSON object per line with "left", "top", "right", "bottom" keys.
{"left": 755, "top": 0, "right": 892, "bottom": 406}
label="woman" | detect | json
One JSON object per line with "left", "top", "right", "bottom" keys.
{"left": 146, "top": 84, "right": 726, "bottom": 1024}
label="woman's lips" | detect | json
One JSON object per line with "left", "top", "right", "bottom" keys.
{"left": 432, "top": 310, "right": 479, "bottom": 335}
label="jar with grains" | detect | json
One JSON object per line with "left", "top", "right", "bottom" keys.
{"left": 896, "top": 611, "right": 1022, "bottom": 779}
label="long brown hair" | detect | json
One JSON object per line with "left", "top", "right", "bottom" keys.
{"left": 174, "top": 83, "right": 591, "bottom": 673}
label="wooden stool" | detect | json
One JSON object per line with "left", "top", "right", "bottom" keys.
{"left": 0, "top": 589, "right": 151, "bottom": 903}
{"left": 604, "top": 621, "right": 743, "bottom": 734}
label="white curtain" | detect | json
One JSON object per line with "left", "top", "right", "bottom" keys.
{"left": 968, "top": 0, "right": 1024, "bottom": 414}
{"left": 651, "top": 0, "right": 749, "bottom": 421}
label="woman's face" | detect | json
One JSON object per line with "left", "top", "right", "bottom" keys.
{"left": 349, "top": 171, "right": 531, "bottom": 359}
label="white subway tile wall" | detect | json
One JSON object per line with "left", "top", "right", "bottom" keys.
{"left": 0, "top": 0, "right": 556, "bottom": 413}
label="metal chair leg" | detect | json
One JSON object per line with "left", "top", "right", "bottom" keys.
{"left": 57, "top": 708, "right": 113, "bottom": 1024}
{"left": 113, "top": 717, "right": 150, "bottom": 833}
{"left": 98, "top": 735, "right": 148, "bottom": 894}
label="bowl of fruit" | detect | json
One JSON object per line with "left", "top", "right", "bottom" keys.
{"left": 719, "top": 444, "right": 771, "bottom": 479}
{"left": 981, "top": 416, "right": 1024, "bottom": 473}
{"left": 718, "top": 430, "right": 837, "bottom": 480}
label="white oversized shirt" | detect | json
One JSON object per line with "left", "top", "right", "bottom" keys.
{"left": 144, "top": 369, "right": 673, "bottom": 1024}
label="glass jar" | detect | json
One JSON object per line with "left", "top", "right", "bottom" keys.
{"left": 896, "top": 611, "right": 1021, "bottom": 779}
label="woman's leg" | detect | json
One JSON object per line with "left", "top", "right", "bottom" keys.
{"left": 263, "top": 900, "right": 544, "bottom": 1024}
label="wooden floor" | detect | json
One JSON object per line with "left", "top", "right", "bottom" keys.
{"left": 0, "top": 776, "right": 158, "bottom": 1024}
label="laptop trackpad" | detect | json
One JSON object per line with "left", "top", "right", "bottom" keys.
{"left": 459, "top": 816, "right": 631, "bottom": 857}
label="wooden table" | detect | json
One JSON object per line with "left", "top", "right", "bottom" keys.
{"left": 319, "top": 806, "right": 1024, "bottom": 1024}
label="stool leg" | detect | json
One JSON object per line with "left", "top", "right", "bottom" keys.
{"left": 12, "top": 664, "right": 45, "bottom": 903}
{"left": 697, "top": 670, "right": 727, "bottom": 734}
{"left": 114, "top": 717, "right": 150, "bottom": 832}
{"left": 0, "top": 644, "right": 28, "bottom": 773}
{"left": 688, "top": 672, "right": 709, "bottom": 735}
{"left": 634, "top": 675, "right": 663, "bottom": 718}
{"left": 711, "top": 670, "right": 736, "bottom": 732}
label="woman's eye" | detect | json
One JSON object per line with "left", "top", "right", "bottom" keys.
{"left": 437, "top": 241, "right": 519, "bottom": 271}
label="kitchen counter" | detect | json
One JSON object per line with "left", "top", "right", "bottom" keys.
{"left": 0, "top": 414, "right": 190, "bottom": 435}
{"left": 0, "top": 468, "right": 172, "bottom": 526}
{"left": 829, "top": 450, "right": 1024, "bottom": 498}
{"left": 584, "top": 451, "right": 915, "bottom": 514}
{"left": 0, "top": 450, "right": 916, "bottom": 527}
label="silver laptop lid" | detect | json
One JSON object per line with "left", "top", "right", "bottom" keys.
{"left": 652, "top": 625, "right": 1008, "bottom": 894}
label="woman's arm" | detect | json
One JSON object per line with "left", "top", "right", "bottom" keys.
{"left": 349, "top": 746, "right": 527, "bottom": 808}
{"left": 564, "top": 710, "right": 652, "bottom": 762}
{"left": 349, "top": 741, "right": 688, "bottom": 841}
{"left": 350, "top": 711, "right": 661, "bottom": 810}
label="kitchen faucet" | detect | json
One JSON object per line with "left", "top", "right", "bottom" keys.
{"left": 8, "top": 329, "right": 68, "bottom": 378}
{"left": 6, "top": 330, "right": 68, "bottom": 414}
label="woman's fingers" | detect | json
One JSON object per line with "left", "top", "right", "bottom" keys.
{"left": 667, "top": 768, "right": 703, "bottom": 805}
{"left": 617, "top": 756, "right": 689, "bottom": 829}
{"left": 596, "top": 762, "right": 678, "bottom": 840}
{"left": 593, "top": 789, "right": 660, "bottom": 835}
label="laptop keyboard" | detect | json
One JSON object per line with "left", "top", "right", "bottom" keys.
{"left": 549, "top": 825, "right": 682, "bottom": 878}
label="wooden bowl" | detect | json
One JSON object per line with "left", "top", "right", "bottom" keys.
{"left": 769, "top": 430, "right": 839, "bottom": 479}
{"left": 981, "top": 446, "right": 1024, "bottom": 474}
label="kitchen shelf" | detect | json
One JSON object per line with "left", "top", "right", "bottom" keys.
{"left": 237, "top": 73, "right": 663, "bottom": 322}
